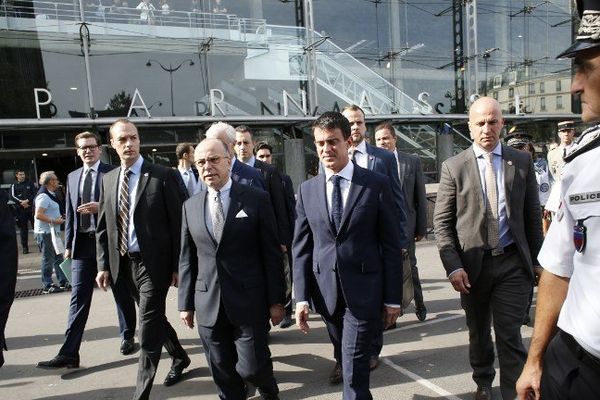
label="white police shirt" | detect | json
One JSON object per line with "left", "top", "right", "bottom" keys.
{"left": 537, "top": 135, "right": 600, "bottom": 358}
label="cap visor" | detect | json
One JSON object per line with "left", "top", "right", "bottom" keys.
{"left": 557, "top": 41, "right": 600, "bottom": 59}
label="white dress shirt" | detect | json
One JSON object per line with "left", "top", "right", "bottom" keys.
{"left": 350, "top": 140, "right": 369, "bottom": 169}
{"left": 79, "top": 160, "right": 100, "bottom": 232}
{"left": 205, "top": 178, "right": 232, "bottom": 238}
{"left": 178, "top": 167, "right": 199, "bottom": 196}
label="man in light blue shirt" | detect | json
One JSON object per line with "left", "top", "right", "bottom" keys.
{"left": 34, "top": 171, "right": 68, "bottom": 293}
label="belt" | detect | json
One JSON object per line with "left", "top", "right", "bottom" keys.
{"left": 560, "top": 330, "right": 600, "bottom": 371}
{"left": 77, "top": 231, "right": 95, "bottom": 239}
{"left": 483, "top": 243, "right": 517, "bottom": 257}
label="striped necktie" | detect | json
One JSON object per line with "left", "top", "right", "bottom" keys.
{"left": 212, "top": 190, "right": 225, "bottom": 242}
{"left": 118, "top": 168, "right": 132, "bottom": 256}
{"left": 484, "top": 153, "right": 499, "bottom": 248}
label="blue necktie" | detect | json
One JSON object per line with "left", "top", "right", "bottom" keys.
{"left": 331, "top": 175, "right": 343, "bottom": 233}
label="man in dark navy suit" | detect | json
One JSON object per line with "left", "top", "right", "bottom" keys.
{"left": 38, "top": 131, "right": 136, "bottom": 369}
{"left": 293, "top": 112, "right": 403, "bottom": 400}
{"left": 205, "top": 122, "right": 266, "bottom": 191}
{"left": 179, "top": 138, "right": 285, "bottom": 400}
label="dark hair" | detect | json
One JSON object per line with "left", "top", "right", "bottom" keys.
{"left": 175, "top": 142, "right": 194, "bottom": 159}
{"left": 341, "top": 104, "right": 365, "bottom": 118}
{"left": 374, "top": 122, "right": 395, "bottom": 135}
{"left": 15, "top": 169, "right": 25, "bottom": 176}
{"left": 74, "top": 131, "right": 102, "bottom": 146}
{"left": 234, "top": 125, "right": 253, "bottom": 137}
{"left": 254, "top": 141, "right": 273, "bottom": 155}
{"left": 312, "top": 111, "right": 352, "bottom": 140}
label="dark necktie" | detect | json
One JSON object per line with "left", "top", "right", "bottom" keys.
{"left": 80, "top": 169, "right": 93, "bottom": 230}
{"left": 331, "top": 175, "right": 343, "bottom": 233}
{"left": 212, "top": 190, "right": 225, "bottom": 242}
{"left": 118, "top": 168, "right": 132, "bottom": 256}
{"left": 349, "top": 149, "right": 356, "bottom": 163}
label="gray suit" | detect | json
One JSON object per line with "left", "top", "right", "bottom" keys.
{"left": 433, "top": 145, "right": 543, "bottom": 399}
{"left": 395, "top": 150, "right": 427, "bottom": 309}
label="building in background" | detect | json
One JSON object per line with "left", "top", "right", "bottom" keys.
{"left": 0, "top": 0, "right": 581, "bottom": 188}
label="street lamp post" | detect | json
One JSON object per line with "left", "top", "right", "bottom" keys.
{"left": 481, "top": 48, "right": 498, "bottom": 96}
{"left": 146, "top": 59, "right": 195, "bottom": 116}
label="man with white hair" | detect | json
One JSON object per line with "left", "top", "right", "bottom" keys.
{"left": 205, "top": 122, "right": 266, "bottom": 190}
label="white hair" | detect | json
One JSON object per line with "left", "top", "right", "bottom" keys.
{"left": 205, "top": 121, "right": 235, "bottom": 144}
{"left": 39, "top": 170, "right": 56, "bottom": 186}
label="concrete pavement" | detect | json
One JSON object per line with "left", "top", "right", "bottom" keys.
{"left": 0, "top": 238, "right": 535, "bottom": 399}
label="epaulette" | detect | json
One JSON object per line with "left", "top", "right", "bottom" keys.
{"left": 564, "top": 124, "right": 600, "bottom": 162}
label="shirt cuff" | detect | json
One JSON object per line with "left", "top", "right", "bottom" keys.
{"left": 295, "top": 301, "right": 309, "bottom": 308}
{"left": 384, "top": 303, "right": 401, "bottom": 308}
{"left": 448, "top": 268, "right": 464, "bottom": 278}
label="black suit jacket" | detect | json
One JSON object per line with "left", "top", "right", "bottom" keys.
{"left": 253, "top": 159, "right": 292, "bottom": 245}
{"left": 0, "top": 191, "right": 17, "bottom": 350}
{"left": 65, "top": 161, "right": 115, "bottom": 258}
{"left": 178, "top": 181, "right": 285, "bottom": 327}
{"left": 96, "top": 159, "right": 183, "bottom": 288}
{"left": 231, "top": 158, "right": 266, "bottom": 190}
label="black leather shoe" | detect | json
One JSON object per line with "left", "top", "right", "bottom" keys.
{"left": 37, "top": 354, "right": 80, "bottom": 369}
{"left": 279, "top": 315, "right": 294, "bottom": 329}
{"left": 163, "top": 356, "right": 191, "bottom": 387}
{"left": 328, "top": 362, "right": 343, "bottom": 384}
{"left": 120, "top": 338, "right": 134, "bottom": 355}
{"left": 415, "top": 306, "right": 427, "bottom": 322}
{"left": 475, "top": 386, "right": 493, "bottom": 400}
{"left": 22, "top": 247, "right": 29, "bottom": 254}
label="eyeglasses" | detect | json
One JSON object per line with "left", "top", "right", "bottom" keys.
{"left": 78, "top": 145, "right": 99, "bottom": 151}
{"left": 196, "top": 155, "right": 229, "bottom": 167}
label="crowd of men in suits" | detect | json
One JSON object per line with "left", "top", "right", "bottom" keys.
{"left": 4, "top": 43, "right": 598, "bottom": 399}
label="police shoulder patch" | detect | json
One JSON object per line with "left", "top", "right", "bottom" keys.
{"left": 564, "top": 125, "right": 600, "bottom": 162}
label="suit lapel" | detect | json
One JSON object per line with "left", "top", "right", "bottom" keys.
{"left": 70, "top": 168, "right": 82, "bottom": 208}
{"left": 221, "top": 182, "right": 243, "bottom": 243}
{"left": 502, "top": 145, "right": 515, "bottom": 219}
{"left": 198, "top": 190, "right": 217, "bottom": 247}
{"left": 465, "top": 150, "right": 483, "bottom": 207}
{"left": 339, "top": 167, "right": 366, "bottom": 234}
{"left": 315, "top": 174, "right": 336, "bottom": 236}
{"left": 133, "top": 161, "right": 151, "bottom": 212}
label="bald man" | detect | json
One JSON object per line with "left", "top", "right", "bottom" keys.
{"left": 434, "top": 97, "right": 543, "bottom": 400}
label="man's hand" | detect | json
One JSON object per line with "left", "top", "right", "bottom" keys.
{"left": 171, "top": 272, "right": 179, "bottom": 288}
{"left": 77, "top": 201, "right": 99, "bottom": 215}
{"left": 269, "top": 304, "right": 285, "bottom": 326}
{"left": 449, "top": 269, "right": 471, "bottom": 294}
{"left": 53, "top": 216, "right": 65, "bottom": 225}
{"left": 280, "top": 244, "right": 287, "bottom": 253}
{"left": 64, "top": 249, "right": 71, "bottom": 259}
{"left": 415, "top": 234, "right": 424, "bottom": 242}
{"left": 20, "top": 200, "right": 30, "bottom": 208}
{"left": 295, "top": 304, "right": 310, "bottom": 334}
{"left": 383, "top": 306, "right": 401, "bottom": 328}
{"left": 516, "top": 361, "right": 542, "bottom": 400}
{"left": 95, "top": 271, "right": 110, "bottom": 291}
{"left": 180, "top": 311, "right": 195, "bottom": 330}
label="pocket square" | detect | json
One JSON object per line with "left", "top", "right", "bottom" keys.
{"left": 235, "top": 209, "right": 248, "bottom": 218}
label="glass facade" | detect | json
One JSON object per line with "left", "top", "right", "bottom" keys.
{"left": 0, "top": 0, "right": 581, "bottom": 186}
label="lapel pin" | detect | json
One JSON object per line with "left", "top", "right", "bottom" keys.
{"left": 507, "top": 160, "right": 513, "bottom": 166}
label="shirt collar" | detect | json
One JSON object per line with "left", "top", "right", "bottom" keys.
{"left": 353, "top": 140, "right": 367, "bottom": 154}
{"left": 325, "top": 160, "right": 354, "bottom": 183}
{"left": 243, "top": 155, "right": 256, "bottom": 167}
{"left": 84, "top": 160, "right": 100, "bottom": 174}
{"left": 207, "top": 177, "right": 233, "bottom": 196}
{"left": 125, "top": 156, "right": 144, "bottom": 175}
{"left": 472, "top": 141, "right": 502, "bottom": 158}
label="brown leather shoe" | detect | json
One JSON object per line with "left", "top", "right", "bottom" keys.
{"left": 328, "top": 362, "right": 342, "bottom": 384}
{"left": 369, "top": 355, "right": 379, "bottom": 370}
{"left": 475, "top": 386, "right": 493, "bottom": 400}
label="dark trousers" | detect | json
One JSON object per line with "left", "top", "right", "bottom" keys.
{"left": 198, "top": 305, "right": 278, "bottom": 400}
{"left": 284, "top": 250, "right": 293, "bottom": 316}
{"left": 324, "top": 297, "right": 379, "bottom": 400}
{"left": 540, "top": 330, "right": 600, "bottom": 399}
{"left": 461, "top": 248, "right": 531, "bottom": 400}
{"left": 15, "top": 209, "right": 32, "bottom": 249}
{"left": 121, "top": 256, "right": 188, "bottom": 400}
{"left": 59, "top": 234, "right": 136, "bottom": 357}
{"left": 408, "top": 240, "right": 425, "bottom": 308}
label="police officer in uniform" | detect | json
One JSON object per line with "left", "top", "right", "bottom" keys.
{"left": 547, "top": 120, "right": 576, "bottom": 181}
{"left": 516, "top": 1, "right": 600, "bottom": 398}
{"left": 10, "top": 169, "right": 36, "bottom": 254}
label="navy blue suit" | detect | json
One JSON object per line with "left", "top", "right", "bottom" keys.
{"left": 231, "top": 158, "right": 266, "bottom": 190}
{"left": 60, "top": 162, "right": 136, "bottom": 358}
{"left": 293, "top": 165, "right": 403, "bottom": 400}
